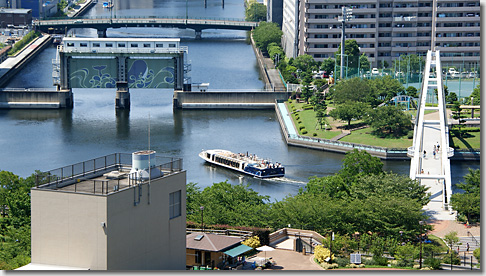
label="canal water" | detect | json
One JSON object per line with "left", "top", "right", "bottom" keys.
{"left": 0, "top": 0, "right": 479, "bottom": 201}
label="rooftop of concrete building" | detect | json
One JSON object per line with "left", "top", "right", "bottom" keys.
{"left": 33, "top": 152, "right": 183, "bottom": 196}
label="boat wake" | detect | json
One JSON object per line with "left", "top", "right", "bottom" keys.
{"left": 261, "top": 177, "right": 307, "bottom": 186}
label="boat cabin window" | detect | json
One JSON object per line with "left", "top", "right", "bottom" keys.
{"left": 169, "top": 43, "right": 176, "bottom": 47}
{"left": 117, "top": 43, "right": 126, "bottom": 47}
{"left": 105, "top": 43, "right": 113, "bottom": 47}
{"left": 66, "top": 42, "right": 74, "bottom": 47}
{"left": 143, "top": 43, "right": 151, "bottom": 48}
{"left": 80, "top": 43, "right": 88, "bottom": 47}
{"left": 155, "top": 43, "right": 164, "bottom": 48}
{"left": 130, "top": 43, "right": 138, "bottom": 48}
{"left": 92, "top": 43, "right": 101, "bottom": 47}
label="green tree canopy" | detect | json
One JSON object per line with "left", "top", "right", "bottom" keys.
{"left": 406, "top": 86, "right": 418, "bottom": 98}
{"left": 335, "top": 39, "right": 360, "bottom": 68}
{"left": 451, "top": 169, "right": 480, "bottom": 223}
{"left": 245, "top": 2, "right": 267, "bottom": 22}
{"left": 252, "top": 22, "right": 283, "bottom": 53}
{"left": 365, "top": 105, "right": 412, "bottom": 137}
{"left": 328, "top": 101, "right": 369, "bottom": 128}
{"left": 368, "top": 75, "right": 405, "bottom": 101}
{"left": 292, "top": 54, "right": 318, "bottom": 72}
{"left": 330, "top": 77, "right": 379, "bottom": 106}
{"left": 392, "top": 54, "right": 425, "bottom": 73}
{"left": 359, "top": 54, "right": 371, "bottom": 72}
{"left": 320, "top": 58, "right": 335, "bottom": 74}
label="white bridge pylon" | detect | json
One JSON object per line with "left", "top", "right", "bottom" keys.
{"left": 408, "top": 50, "right": 454, "bottom": 217}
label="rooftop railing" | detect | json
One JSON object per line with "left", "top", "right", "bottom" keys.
{"left": 34, "top": 153, "right": 183, "bottom": 194}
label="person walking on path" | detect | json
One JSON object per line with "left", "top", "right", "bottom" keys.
{"left": 433, "top": 150, "right": 436, "bottom": 159}
{"left": 423, "top": 150, "right": 426, "bottom": 158}
{"left": 467, "top": 243, "right": 470, "bottom": 252}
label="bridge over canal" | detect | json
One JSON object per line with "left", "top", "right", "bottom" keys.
{"left": 34, "top": 16, "right": 258, "bottom": 38}
{"left": 408, "top": 50, "right": 455, "bottom": 220}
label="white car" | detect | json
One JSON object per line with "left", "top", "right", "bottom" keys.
{"left": 468, "top": 72, "right": 476, "bottom": 78}
{"left": 371, "top": 68, "right": 379, "bottom": 75}
{"left": 395, "top": 71, "right": 404, "bottom": 77}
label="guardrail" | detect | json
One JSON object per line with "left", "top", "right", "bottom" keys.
{"left": 467, "top": 231, "right": 480, "bottom": 246}
{"left": 34, "top": 153, "right": 183, "bottom": 192}
{"left": 40, "top": 15, "right": 251, "bottom": 22}
{"left": 187, "top": 228, "right": 252, "bottom": 238}
{"left": 61, "top": 46, "right": 188, "bottom": 54}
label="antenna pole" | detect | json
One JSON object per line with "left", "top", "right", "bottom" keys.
{"left": 148, "top": 112, "right": 151, "bottom": 205}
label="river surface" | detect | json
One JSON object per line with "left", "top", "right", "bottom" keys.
{"left": 0, "top": 0, "right": 479, "bottom": 201}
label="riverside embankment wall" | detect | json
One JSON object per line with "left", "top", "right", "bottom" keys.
{"left": 173, "top": 91, "right": 291, "bottom": 109}
{"left": 274, "top": 101, "right": 480, "bottom": 161}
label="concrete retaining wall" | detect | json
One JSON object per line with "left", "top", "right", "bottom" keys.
{"left": 0, "top": 89, "right": 73, "bottom": 108}
{"left": 173, "top": 91, "right": 291, "bottom": 109}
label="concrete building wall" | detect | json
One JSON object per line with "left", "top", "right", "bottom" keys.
{"left": 267, "top": 0, "right": 283, "bottom": 27}
{"left": 31, "top": 190, "right": 108, "bottom": 269}
{"left": 281, "top": 0, "right": 299, "bottom": 58}
{"left": 106, "top": 171, "right": 187, "bottom": 270}
{"left": 31, "top": 170, "right": 187, "bottom": 270}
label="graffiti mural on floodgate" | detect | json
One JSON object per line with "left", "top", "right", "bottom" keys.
{"left": 127, "top": 59, "right": 175, "bottom": 88}
{"left": 69, "top": 58, "right": 117, "bottom": 88}
{"left": 68, "top": 58, "right": 175, "bottom": 89}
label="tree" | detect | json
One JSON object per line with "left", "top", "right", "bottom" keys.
{"left": 335, "top": 39, "right": 360, "bottom": 69}
{"left": 267, "top": 43, "right": 284, "bottom": 65}
{"left": 365, "top": 105, "right": 412, "bottom": 137}
{"left": 359, "top": 54, "right": 371, "bottom": 72}
{"left": 320, "top": 58, "right": 335, "bottom": 75}
{"left": 392, "top": 54, "right": 424, "bottom": 74}
{"left": 451, "top": 169, "right": 480, "bottom": 223}
{"left": 252, "top": 22, "right": 283, "bottom": 53}
{"left": 300, "top": 72, "right": 314, "bottom": 103}
{"left": 339, "top": 149, "right": 383, "bottom": 180}
{"left": 444, "top": 231, "right": 460, "bottom": 252}
{"left": 186, "top": 181, "right": 270, "bottom": 227}
{"left": 368, "top": 76, "right": 405, "bottom": 101}
{"left": 330, "top": 77, "right": 379, "bottom": 106}
{"left": 406, "top": 86, "right": 418, "bottom": 98}
{"left": 466, "top": 84, "right": 480, "bottom": 105}
{"left": 329, "top": 101, "right": 369, "bottom": 128}
{"left": 379, "top": 60, "right": 389, "bottom": 68}
{"left": 242, "top": 236, "right": 261, "bottom": 248}
{"left": 245, "top": 2, "right": 267, "bottom": 22}
{"left": 293, "top": 55, "right": 318, "bottom": 72}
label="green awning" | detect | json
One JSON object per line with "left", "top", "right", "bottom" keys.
{"left": 223, "top": 244, "right": 253, "bottom": 257}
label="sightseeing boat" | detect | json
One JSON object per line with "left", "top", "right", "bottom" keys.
{"left": 199, "top": 149, "right": 285, "bottom": 178}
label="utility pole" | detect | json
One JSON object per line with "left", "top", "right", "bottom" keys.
{"left": 338, "top": 6, "right": 353, "bottom": 80}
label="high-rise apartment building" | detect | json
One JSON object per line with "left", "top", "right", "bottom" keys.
{"left": 282, "top": 0, "right": 480, "bottom": 68}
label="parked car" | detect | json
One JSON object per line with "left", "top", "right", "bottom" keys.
{"left": 371, "top": 68, "right": 379, "bottom": 75}
{"left": 395, "top": 71, "right": 404, "bottom": 77}
{"left": 468, "top": 72, "right": 477, "bottom": 78}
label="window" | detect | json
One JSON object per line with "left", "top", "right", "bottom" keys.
{"left": 195, "top": 251, "right": 202, "bottom": 264}
{"left": 156, "top": 43, "right": 164, "bottom": 47}
{"left": 170, "top": 190, "right": 181, "bottom": 219}
{"left": 67, "top": 42, "right": 74, "bottom": 47}
{"left": 105, "top": 43, "right": 113, "bottom": 47}
{"left": 93, "top": 43, "right": 100, "bottom": 47}
{"left": 130, "top": 43, "right": 138, "bottom": 47}
{"left": 169, "top": 43, "right": 176, "bottom": 47}
{"left": 143, "top": 43, "right": 151, "bottom": 47}
{"left": 118, "top": 43, "right": 126, "bottom": 47}
{"left": 80, "top": 43, "right": 88, "bottom": 47}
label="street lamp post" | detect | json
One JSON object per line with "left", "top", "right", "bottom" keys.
{"left": 200, "top": 206, "right": 204, "bottom": 232}
{"left": 338, "top": 6, "right": 353, "bottom": 80}
{"left": 419, "top": 221, "right": 424, "bottom": 269}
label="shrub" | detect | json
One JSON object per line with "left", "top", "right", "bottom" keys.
{"left": 407, "top": 130, "right": 414, "bottom": 139}
{"left": 302, "top": 130, "right": 308, "bottom": 134}
{"left": 298, "top": 120, "right": 302, "bottom": 124}
{"left": 442, "top": 253, "right": 461, "bottom": 265}
{"left": 295, "top": 115, "right": 300, "bottom": 120}
{"left": 314, "top": 245, "right": 334, "bottom": 264}
{"left": 288, "top": 99, "right": 292, "bottom": 104}
{"left": 313, "top": 133, "right": 318, "bottom": 137}
{"left": 372, "top": 255, "right": 389, "bottom": 266}
{"left": 242, "top": 236, "right": 261, "bottom": 249}
{"left": 423, "top": 257, "right": 441, "bottom": 270}
{"left": 320, "top": 263, "right": 339, "bottom": 269}
{"left": 334, "top": 256, "right": 350, "bottom": 267}
{"left": 473, "top": 248, "right": 480, "bottom": 263}
{"left": 303, "top": 104, "right": 313, "bottom": 110}
{"left": 299, "top": 125, "right": 305, "bottom": 130}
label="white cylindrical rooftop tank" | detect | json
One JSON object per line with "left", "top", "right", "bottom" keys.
{"left": 132, "top": 150, "right": 156, "bottom": 171}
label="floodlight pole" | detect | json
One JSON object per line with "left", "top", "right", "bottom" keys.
{"left": 339, "top": 7, "right": 352, "bottom": 80}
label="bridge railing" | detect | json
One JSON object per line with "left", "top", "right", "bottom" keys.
{"left": 61, "top": 46, "right": 188, "bottom": 54}
{"left": 37, "top": 15, "right": 252, "bottom": 22}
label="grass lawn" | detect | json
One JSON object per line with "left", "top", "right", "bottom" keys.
{"left": 339, "top": 128, "right": 413, "bottom": 148}
{"left": 428, "top": 235, "right": 448, "bottom": 253}
{"left": 450, "top": 131, "right": 481, "bottom": 149}
{"left": 286, "top": 101, "right": 341, "bottom": 139}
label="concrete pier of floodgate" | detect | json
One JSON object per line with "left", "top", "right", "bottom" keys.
{"left": 173, "top": 90, "right": 291, "bottom": 109}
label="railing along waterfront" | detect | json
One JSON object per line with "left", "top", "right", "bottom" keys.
{"left": 34, "top": 153, "right": 183, "bottom": 194}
